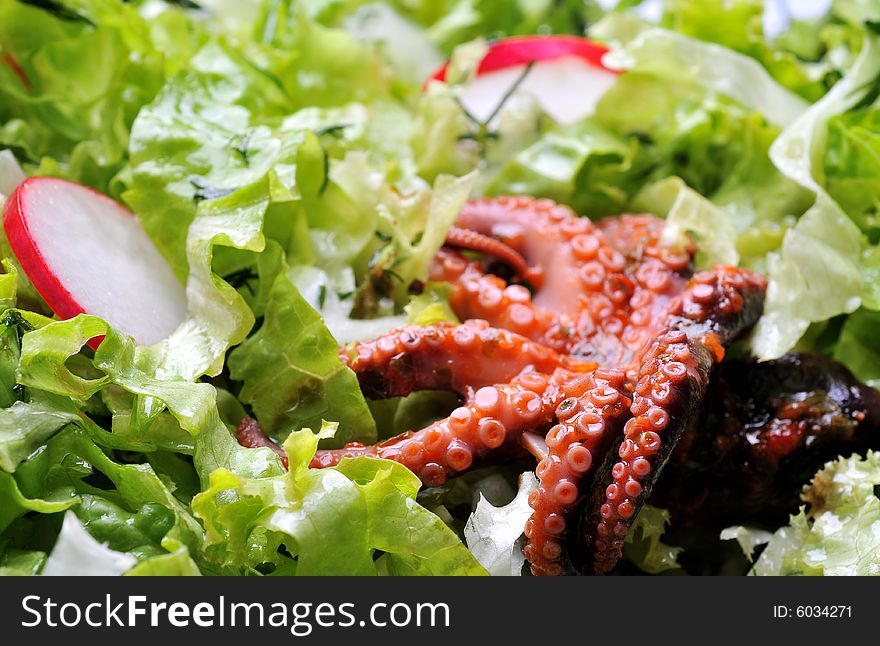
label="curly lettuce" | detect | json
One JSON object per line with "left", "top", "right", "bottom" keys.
{"left": 730, "top": 452, "right": 880, "bottom": 576}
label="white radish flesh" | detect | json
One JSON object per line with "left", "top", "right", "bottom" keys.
{"left": 3, "top": 177, "right": 186, "bottom": 346}
{"left": 458, "top": 56, "right": 619, "bottom": 126}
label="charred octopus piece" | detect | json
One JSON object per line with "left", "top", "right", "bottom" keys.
{"left": 238, "top": 196, "right": 767, "bottom": 575}
{"left": 652, "top": 352, "right": 880, "bottom": 529}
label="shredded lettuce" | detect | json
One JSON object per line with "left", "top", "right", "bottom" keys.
{"left": 463, "top": 472, "right": 537, "bottom": 576}
{"left": 621, "top": 504, "right": 683, "bottom": 574}
{"left": 734, "top": 452, "right": 880, "bottom": 576}
{"left": 0, "top": 0, "right": 171, "bottom": 193}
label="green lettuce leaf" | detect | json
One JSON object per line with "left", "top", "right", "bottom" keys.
{"left": 125, "top": 547, "right": 202, "bottom": 576}
{"left": 824, "top": 107, "right": 880, "bottom": 239}
{"left": 655, "top": 0, "right": 841, "bottom": 102}
{"left": 751, "top": 32, "right": 880, "bottom": 359}
{"left": 747, "top": 451, "right": 880, "bottom": 576}
{"left": 622, "top": 504, "right": 683, "bottom": 574}
{"left": 124, "top": 41, "right": 289, "bottom": 279}
{"left": 488, "top": 120, "right": 642, "bottom": 215}
{"left": 832, "top": 308, "right": 880, "bottom": 387}
{"left": 0, "top": 0, "right": 166, "bottom": 192}
{"left": 634, "top": 177, "right": 739, "bottom": 268}
{"left": 193, "top": 423, "right": 486, "bottom": 575}
{"left": 228, "top": 247, "right": 377, "bottom": 446}
{"left": 596, "top": 18, "right": 809, "bottom": 128}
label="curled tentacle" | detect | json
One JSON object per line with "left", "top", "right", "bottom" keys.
{"left": 576, "top": 266, "right": 767, "bottom": 574}
{"left": 340, "top": 319, "right": 591, "bottom": 399}
{"left": 430, "top": 250, "right": 575, "bottom": 353}
{"left": 311, "top": 370, "right": 568, "bottom": 486}
{"left": 444, "top": 226, "right": 537, "bottom": 284}
{"left": 435, "top": 198, "right": 696, "bottom": 367}
{"left": 653, "top": 352, "right": 880, "bottom": 528}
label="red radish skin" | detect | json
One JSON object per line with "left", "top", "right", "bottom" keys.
{"left": 426, "top": 36, "right": 619, "bottom": 126}
{"left": 2, "top": 177, "right": 187, "bottom": 347}
{"left": 428, "top": 36, "right": 611, "bottom": 84}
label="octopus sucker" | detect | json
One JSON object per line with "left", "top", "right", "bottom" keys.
{"left": 234, "top": 195, "right": 880, "bottom": 576}
{"left": 575, "top": 269, "right": 766, "bottom": 574}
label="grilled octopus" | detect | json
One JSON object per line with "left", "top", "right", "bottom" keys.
{"left": 235, "top": 196, "right": 879, "bottom": 575}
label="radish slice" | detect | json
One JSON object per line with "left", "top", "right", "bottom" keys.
{"left": 2, "top": 177, "right": 187, "bottom": 346}
{"left": 428, "top": 36, "right": 619, "bottom": 125}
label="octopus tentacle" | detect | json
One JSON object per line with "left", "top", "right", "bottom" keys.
{"left": 430, "top": 250, "right": 574, "bottom": 353}
{"left": 525, "top": 368, "right": 631, "bottom": 576}
{"left": 234, "top": 196, "right": 778, "bottom": 576}
{"left": 579, "top": 266, "right": 767, "bottom": 574}
{"left": 444, "top": 226, "right": 537, "bottom": 284}
{"left": 311, "top": 370, "right": 564, "bottom": 486}
{"left": 340, "top": 319, "right": 590, "bottom": 399}
{"left": 435, "top": 200, "right": 697, "bottom": 368}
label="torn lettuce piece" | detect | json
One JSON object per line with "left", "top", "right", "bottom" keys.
{"left": 343, "top": 3, "right": 444, "bottom": 85}
{"left": 0, "top": 0, "right": 167, "bottom": 193}
{"left": 0, "top": 399, "right": 79, "bottom": 473}
{"left": 124, "top": 41, "right": 290, "bottom": 280}
{"left": 228, "top": 245, "right": 377, "bottom": 447}
{"left": 747, "top": 451, "right": 880, "bottom": 576}
{"left": 0, "top": 469, "right": 76, "bottom": 534}
{"left": 488, "top": 120, "right": 642, "bottom": 216}
{"left": 653, "top": 0, "right": 846, "bottom": 102}
{"left": 463, "top": 471, "right": 538, "bottom": 576}
{"left": 258, "top": 6, "right": 393, "bottom": 111}
{"left": 125, "top": 547, "right": 202, "bottom": 576}
{"left": 634, "top": 177, "right": 739, "bottom": 269}
{"left": 622, "top": 505, "right": 683, "bottom": 574}
{"left": 833, "top": 308, "right": 880, "bottom": 388}
{"left": 719, "top": 525, "right": 774, "bottom": 564}
{"left": 405, "top": 283, "right": 460, "bottom": 326}
{"left": 596, "top": 20, "right": 808, "bottom": 128}
{"left": 751, "top": 32, "right": 880, "bottom": 360}
{"left": 824, "top": 107, "right": 880, "bottom": 239}
{"left": 193, "top": 423, "right": 486, "bottom": 575}
{"left": 41, "top": 511, "right": 137, "bottom": 576}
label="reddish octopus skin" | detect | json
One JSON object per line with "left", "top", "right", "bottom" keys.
{"left": 524, "top": 368, "right": 631, "bottom": 575}
{"left": 431, "top": 197, "right": 693, "bottom": 371}
{"left": 237, "top": 416, "right": 288, "bottom": 468}
{"left": 311, "top": 368, "right": 576, "bottom": 486}
{"left": 576, "top": 266, "right": 767, "bottom": 575}
{"left": 237, "top": 196, "right": 768, "bottom": 576}
{"left": 443, "top": 226, "right": 536, "bottom": 285}
{"left": 337, "top": 319, "right": 592, "bottom": 400}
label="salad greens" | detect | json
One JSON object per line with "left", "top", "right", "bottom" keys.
{"left": 725, "top": 452, "right": 880, "bottom": 576}
{"left": 1, "top": 0, "right": 880, "bottom": 576}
